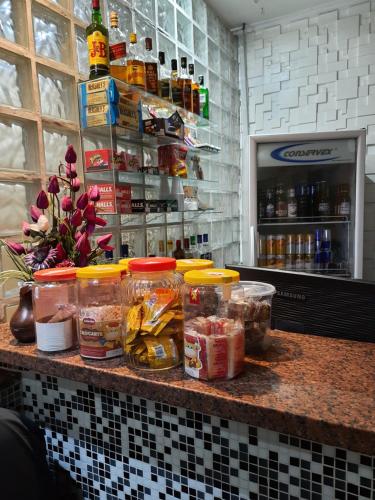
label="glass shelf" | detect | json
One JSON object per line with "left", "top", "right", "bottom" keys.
{"left": 258, "top": 216, "right": 350, "bottom": 227}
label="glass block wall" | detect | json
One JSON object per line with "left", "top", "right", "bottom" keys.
{"left": 0, "top": 0, "right": 241, "bottom": 319}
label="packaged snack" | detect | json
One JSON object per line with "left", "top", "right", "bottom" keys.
{"left": 158, "top": 144, "right": 188, "bottom": 177}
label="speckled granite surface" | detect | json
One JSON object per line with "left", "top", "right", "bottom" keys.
{"left": 0, "top": 324, "right": 374, "bottom": 454}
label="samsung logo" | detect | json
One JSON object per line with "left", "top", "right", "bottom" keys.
{"left": 276, "top": 290, "right": 306, "bottom": 301}
{"left": 271, "top": 142, "right": 339, "bottom": 163}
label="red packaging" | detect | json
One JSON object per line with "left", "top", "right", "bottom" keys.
{"left": 87, "top": 183, "right": 131, "bottom": 214}
{"left": 84, "top": 149, "right": 127, "bottom": 172}
{"left": 158, "top": 144, "right": 188, "bottom": 176}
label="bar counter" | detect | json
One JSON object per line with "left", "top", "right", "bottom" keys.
{"left": 0, "top": 324, "right": 374, "bottom": 499}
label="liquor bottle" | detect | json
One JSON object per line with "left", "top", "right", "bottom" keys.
{"left": 287, "top": 188, "right": 297, "bottom": 218}
{"left": 203, "top": 234, "right": 212, "bottom": 260}
{"left": 158, "top": 240, "right": 165, "bottom": 257}
{"left": 179, "top": 57, "right": 192, "bottom": 112}
{"left": 171, "top": 59, "right": 183, "bottom": 107}
{"left": 335, "top": 184, "right": 351, "bottom": 217}
{"left": 198, "top": 75, "right": 209, "bottom": 119}
{"left": 167, "top": 239, "right": 174, "bottom": 258}
{"left": 158, "top": 51, "right": 172, "bottom": 101}
{"left": 144, "top": 37, "right": 158, "bottom": 95}
{"left": 258, "top": 190, "right": 266, "bottom": 219}
{"left": 86, "top": 0, "right": 109, "bottom": 80}
{"left": 275, "top": 184, "right": 287, "bottom": 218}
{"left": 189, "top": 63, "right": 200, "bottom": 115}
{"left": 126, "top": 33, "right": 145, "bottom": 89}
{"left": 173, "top": 240, "right": 185, "bottom": 259}
{"left": 184, "top": 238, "right": 193, "bottom": 258}
{"left": 317, "top": 181, "right": 330, "bottom": 216}
{"left": 190, "top": 235, "right": 200, "bottom": 258}
{"left": 265, "top": 188, "right": 275, "bottom": 218}
{"left": 296, "top": 184, "right": 309, "bottom": 218}
{"left": 197, "top": 234, "right": 203, "bottom": 257}
{"left": 108, "top": 11, "right": 127, "bottom": 81}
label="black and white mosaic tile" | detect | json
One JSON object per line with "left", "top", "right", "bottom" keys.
{"left": 18, "top": 371, "right": 375, "bottom": 500}
{"left": 0, "top": 369, "right": 22, "bottom": 410}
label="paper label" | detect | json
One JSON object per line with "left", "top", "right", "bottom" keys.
{"left": 79, "top": 317, "right": 123, "bottom": 359}
{"left": 127, "top": 60, "right": 145, "bottom": 87}
{"left": 145, "top": 62, "right": 158, "bottom": 95}
{"left": 110, "top": 42, "right": 126, "bottom": 61}
{"left": 87, "top": 31, "right": 109, "bottom": 67}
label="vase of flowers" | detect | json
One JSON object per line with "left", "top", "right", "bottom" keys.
{"left": 0, "top": 145, "right": 113, "bottom": 342}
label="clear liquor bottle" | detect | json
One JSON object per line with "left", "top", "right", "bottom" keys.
{"left": 158, "top": 51, "right": 172, "bottom": 101}
{"left": 189, "top": 64, "right": 200, "bottom": 115}
{"left": 126, "top": 32, "right": 145, "bottom": 90}
{"left": 179, "top": 57, "right": 192, "bottom": 111}
{"left": 109, "top": 11, "right": 127, "bottom": 82}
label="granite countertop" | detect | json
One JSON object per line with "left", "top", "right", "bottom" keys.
{"left": 0, "top": 324, "right": 374, "bottom": 455}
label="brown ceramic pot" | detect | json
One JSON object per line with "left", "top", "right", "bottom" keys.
{"left": 9, "top": 282, "right": 36, "bottom": 343}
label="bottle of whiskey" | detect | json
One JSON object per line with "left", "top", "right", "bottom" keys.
{"left": 189, "top": 63, "right": 200, "bottom": 115}
{"left": 171, "top": 59, "right": 183, "bottom": 107}
{"left": 126, "top": 33, "right": 145, "bottom": 89}
{"left": 158, "top": 51, "right": 171, "bottom": 101}
{"left": 86, "top": 0, "right": 109, "bottom": 80}
{"left": 179, "top": 57, "right": 192, "bottom": 111}
{"left": 144, "top": 37, "right": 158, "bottom": 95}
{"left": 198, "top": 75, "right": 209, "bottom": 119}
{"left": 173, "top": 240, "right": 185, "bottom": 260}
{"left": 109, "top": 11, "right": 127, "bottom": 81}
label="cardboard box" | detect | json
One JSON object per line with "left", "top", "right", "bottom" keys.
{"left": 84, "top": 149, "right": 141, "bottom": 172}
{"left": 87, "top": 183, "right": 131, "bottom": 214}
{"left": 79, "top": 77, "right": 119, "bottom": 107}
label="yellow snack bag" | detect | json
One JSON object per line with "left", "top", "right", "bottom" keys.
{"left": 144, "top": 336, "right": 178, "bottom": 369}
{"left": 141, "top": 289, "right": 177, "bottom": 329}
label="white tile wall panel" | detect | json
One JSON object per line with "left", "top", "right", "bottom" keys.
{"left": 245, "top": 0, "right": 375, "bottom": 278}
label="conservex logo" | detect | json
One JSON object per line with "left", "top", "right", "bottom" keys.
{"left": 270, "top": 142, "right": 339, "bottom": 163}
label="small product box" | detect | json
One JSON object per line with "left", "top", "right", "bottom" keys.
{"left": 117, "top": 95, "right": 143, "bottom": 132}
{"left": 79, "top": 77, "right": 120, "bottom": 107}
{"left": 84, "top": 149, "right": 141, "bottom": 172}
{"left": 87, "top": 183, "right": 132, "bottom": 214}
{"left": 80, "top": 103, "right": 119, "bottom": 128}
{"left": 131, "top": 199, "right": 146, "bottom": 213}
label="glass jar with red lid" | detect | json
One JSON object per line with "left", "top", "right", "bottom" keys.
{"left": 123, "top": 257, "right": 182, "bottom": 370}
{"left": 32, "top": 267, "right": 77, "bottom": 352}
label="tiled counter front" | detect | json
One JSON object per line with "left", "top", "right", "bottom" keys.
{"left": 21, "top": 371, "right": 374, "bottom": 500}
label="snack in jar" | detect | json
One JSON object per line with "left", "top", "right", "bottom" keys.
{"left": 228, "top": 281, "right": 275, "bottom": 354}
{"left": 77, "top": 265, "right": 124, "bottom": 360}
{"left": 183, "top": 269, "right": 245, "bottom": 381}
{"left": 32, "top": 267, "right": 77, "bottom": 352}
{"left": 123, "top": 257, "right": 183, "bottom": 370}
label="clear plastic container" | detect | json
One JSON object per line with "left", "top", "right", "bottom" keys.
{"left": 124, "top": 257, "right": 183, "bottom": 370}
{"left": 229, "top": 281, "right": 276, "bottom": 354}
{"left": 118, "top": 258, "right": 138, "bottom": 273}
{"left": 183, "top": 269, "right": 244, "bottom": 380}
{"left": 175, "top": 258, "right": 213, "bottom": 284}
{"left": 77, "top": 265, "right": 124, "bottom": 360}
{"left": 32, "top": 267, "right": 77, "bottom": 352}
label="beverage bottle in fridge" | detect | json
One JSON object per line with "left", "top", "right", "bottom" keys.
{"left": 258, "top": 235, "right": 267, "bottom": 267}
{"left": 184, "top": 238, "right": 193, "bottom": 258}
{"left": 335, "top": 184, "right": 351, "bottom": 217}
{"left": 314, "top": 228, "right": 322, "bottom": 271}
{"left": 258, "top": 190, "right": 266, "bottom": 219}
{"left": 309, "top": 183, "right": 318, "bottom": 217}
{"left": 275, "top": 234, "right": 286, "bottom": 270}
{"left": 295, "top": 234, "right": 304, "bottom": 271}
{"left": 266, "top": 235, "right": 275, "bottom": 268}
{"left": 304, "top": 233, "right": 314, "bottom": 271}
{"left": 285, "top": 234, "right": 295, "bottom": 270}
{"left": 320, "top": 228, "right": 331, "bottom": 270}
{"left": 275, "top": 184, "right": 287, "bottom": 218}
{"left": 287, "top": 188, "right": 297, "bottom": 218}
{"left": 296, "top": 184, "right": 309, "bottom": 218}
{"left": 203, "top": 233, "right": 212, "bottom": 259}
{"left": 317, "top": 181, "right": 330, "bottom": 216}
{"left": 265, "top": 188, "right": 275, "bottom": 218}
{"left": 173, "top": 240, "right": 186, "bottom": 259}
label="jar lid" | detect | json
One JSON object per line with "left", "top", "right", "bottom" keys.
{"left": 129, "top": 257, "right": 176, "bottom": 272}
{"left": 239, "top": 281, "right": 276, "bottom": 297}
{"left": 118, "top": 257, "right": 138, "bottom": 270}
{"left": 34, "top": 267, "right": 77, "bottom": 282}
{"left": 176, "top": 259, "right": 213, "bottom": 273}
{"left": 76, "top": 264, "right": 123, "bottom": 279}
{"left": 184, "top": 268, "right": 240, "bottom": 285}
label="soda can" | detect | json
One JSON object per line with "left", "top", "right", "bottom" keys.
{"left": 258, "top": 256, "right": 267, "bottom": 267}
{"left": 295, "top": 254, "right": 304, "bottom": 270}
{"left": 295, "top": 234, "right": 304, "bottom": 255}
{"left": 304, "top": 254, "right": 314, "bottom": 271}
{"left": 314, "top": 250, "right": 322, "bottom": 270}
{"left": 266, "top": 235, "right": 275, "bottom": 255}
{"left": 285, "top": 254, "right": 295, "bottom": 270}
{"left": 304, "top": 233, "right": 314, "bottom": 255}
{"left": 314, "top": 228, "right": 322, "bottom": 252}
{"left": 320, "top": 250, "right": 331, "bottom": 269}
{"left": 267, "top": 254, "right": 276, "bottom": 268}
{"left": 321, "top": 228, "right": 331, "bottom": 251}
{"left": 275, "top": 234, "right": 286, "bottom": 255}
{"left": 275, "top": 255, "right": 286, "bottom": 269}
{"left": 258, "top": 235, "right": 267, "bottom": 257}
{"left": 286, "top": 234, "right": 295, "bottom": 255}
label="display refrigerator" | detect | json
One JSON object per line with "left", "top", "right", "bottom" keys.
{"left": 242, "top": 130, "right": 365, "bottom": 279}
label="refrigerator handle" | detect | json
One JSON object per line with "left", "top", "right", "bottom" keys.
{"left": 249, "top": 225, "right": 256, "bottom": 266}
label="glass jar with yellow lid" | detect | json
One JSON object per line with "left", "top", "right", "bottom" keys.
{"left": 118, "top": 258, "right": 139, "bottom": 273}
{"left": 183, "top": 269, "right": 244, "bottom": 381}
{"left": 175, "top": 258, "right": 213, "bottom": 284}
{"left": 76, "top": 264, "right": 125, "bottom": 360}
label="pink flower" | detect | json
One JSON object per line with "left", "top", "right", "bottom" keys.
{"left": 76, "top": 193, "right": 88, "bottom": 210}
{"left": 59, "top": 218, "right": 69, "bottom": 236}
{"left": 55, "top": 242, "right": 66, "bottom": 261}
{"left": 65, "top": 163, "right": 77, "bottom": 179}
{"left": 83, "top": 202, "right": 96, "bottom": 222}
{"left": 5, "top": 241, "right": 25, "bottom": 255}
{"left": 75, "top": 232, "right": 91, "bottom": 255}
{"left": 88, "top": 185, "right": 100, "bottom": 202}
{"left": 36, "top": 190, "right": 49, "bottom": 210}
{"left": 22, "top": 221, "right": 30, "bottom": 237}
{"left": 30, "top": 205, "right": 42, "bottom": 222}
{"left": 71, "top": 178, "right": 80, "bottom": 192}
{"left": 95, "top": 217, "right": 107, "bottom": 227}
{"left": 70, "top": 209, "right": 82, "bottom": 227}
{"left": 97, "top": 234, "right": 114, "bottom": 252}
{"left": 61, "top": 195, "right": 73, "bottom": 212}
{"left": 65, "top": 145, "right": 77, "bottom": 164}
{"left": 86, "top": 222, "right": 95, "bottom": 235}
{"left": 47, "top": 175, "right": 60, "bottom": 194}
{"left": 74, "top": 231, "right": 82, "bottom": 242}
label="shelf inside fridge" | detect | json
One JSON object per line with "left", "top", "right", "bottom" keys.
{"left": 258, "top": 216, "right": 350, "bottom": 227}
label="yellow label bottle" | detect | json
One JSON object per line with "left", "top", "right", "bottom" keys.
{"left": 126, "top": 33, "right": 145, "bottom": 89}
{"left": 86, "top": 0, "right": 109, "bottom": 79}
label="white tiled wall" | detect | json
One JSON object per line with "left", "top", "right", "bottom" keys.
{"left": 242, "top": 0, "right": 375, "bottom": 280}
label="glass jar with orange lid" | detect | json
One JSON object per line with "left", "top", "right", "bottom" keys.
{"left": 123, "top": 257, "right": 183, "bottom": 370}
{"left": 32, "top": 267, "right": 77, "bottom": 352}
{"left": 183, "top": 269, "right": 245, "bottom": 381}
{"left": 77, "top": 264, "right": 124, "bottom": 360}
{"left": 118, "top": 258, "right": 139, "bottom": 273}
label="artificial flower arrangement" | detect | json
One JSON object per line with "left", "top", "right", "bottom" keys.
{"left": 0, "top": 145, "right": 113, "bottom": 283}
